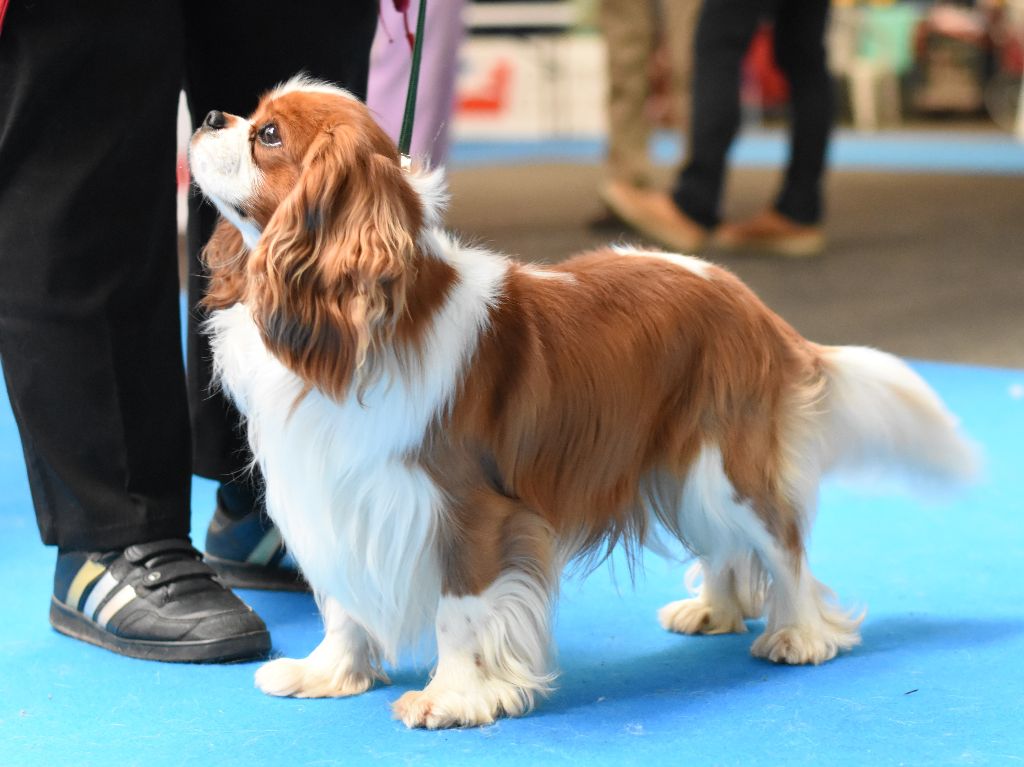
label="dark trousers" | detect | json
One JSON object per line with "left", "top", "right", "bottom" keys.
{"left": 0, "top": 0, "right": 376, "bottom": 551}
{"left": 672, "top": 0, "right": 833, "bottom": 229}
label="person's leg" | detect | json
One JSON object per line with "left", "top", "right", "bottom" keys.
{"left": 367, "top": 0, "right": 466, "bottom": 167}
{"left": 182, "top": 0, "right": 379, "bottom": 489}
{"left": 772, "top": 0, "right": 833, "bottom": 225}
{"left": 660, "top": 0, "right": 704, "bottom": 137}
{"left": 671, "top": 0, "right": 768, "bottom": 229}
{"left": 713, "top": 0, "right": 832, "bottom": 257}
{"left": 0, "top": 0, "right": 269, "bottom": 661}
{"left": 182, "top": 1, "right": 377, "bottom": 588}
{"left": 0, "top": 0, "right": 190, "bottom": 551}
{"left": 599, "top": 0, "right": 658, "bottom": 188}
{"left": 602, "top": 0, "right": 763, "bottom": 252}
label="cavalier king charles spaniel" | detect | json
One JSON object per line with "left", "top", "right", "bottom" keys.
{"left": 189, "top": 76, "right": 975, "bottom": 729}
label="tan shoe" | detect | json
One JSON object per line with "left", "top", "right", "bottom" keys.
{"left": 714, "top": 210, "right": 825, "bottom": 258}
{"left": 599, "top": 180, "right": 709, "bottom": 254}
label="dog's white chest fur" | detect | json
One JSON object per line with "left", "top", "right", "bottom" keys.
{"left": 204, "top": 238, "right": 507, "bottom": 660}
{"left": 206, "top": 304, "right": 445, "bottom": 657}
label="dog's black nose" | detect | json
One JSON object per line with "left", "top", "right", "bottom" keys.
{"left": 204, "top": 110, "right": 226, "bottom": 130}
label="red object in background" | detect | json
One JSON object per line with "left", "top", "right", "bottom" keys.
{"left": 1001, "top": 37, "right": 1024, "bottom": 76}
{"left": 0, "top": 0, "right": 10, "bottom": 38}
{"left": 742, "top": 23, "right": 790, "bottom": 109}
{"left": 457, "top": 59, "right": 512, "bottom": 114}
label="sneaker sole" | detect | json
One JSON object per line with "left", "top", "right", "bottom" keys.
{"left": 205, "top": 554, "right": 311, "bottom": 592}
{"left": 49, "top": 597, "right": 271, "bottom": 663}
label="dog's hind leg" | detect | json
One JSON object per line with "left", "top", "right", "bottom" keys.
{"left": 655, "top": 446, "right": 769, "bottom": 636}
{"left": 749, "top": 538, "right": 864, "bottom": 665}
{"left": 659, "top": 554, "right": 765, "bottom": 635}
{"left": 744, "top": 439, "right": 864, "bottom": 665}
{"left": 255, "top": 596, "right": 386, "bottom": 698}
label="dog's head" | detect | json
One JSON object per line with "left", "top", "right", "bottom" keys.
{"left": 189, "top": 76, "right": 429, "bottom": 398}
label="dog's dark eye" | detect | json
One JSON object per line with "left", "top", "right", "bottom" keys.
{"left": 257, "top": 123, "right": 282, "bottom": 147}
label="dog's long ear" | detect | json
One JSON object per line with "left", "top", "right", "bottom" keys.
{"left": 200, "top": 218, "right": 249, "bottom": 311}
{"left": 246, "top": 127, "right": 423, "bottom": 399}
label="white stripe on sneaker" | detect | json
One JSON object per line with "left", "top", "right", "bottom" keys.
{"left": 245, "top": 527, "right": 283, "bottom": 566}
{"left": 95, "top": 584, "right": 138, "bottom": 629}
{"left": 82, "top": 571, "right": 120, "bottom": 619}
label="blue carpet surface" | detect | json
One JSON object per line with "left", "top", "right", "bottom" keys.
{"left": 450, "top": 129, "right": 1024, "bottom": 175}
{"left": 1, "top": 358, "right": 1021, "bottom": 766}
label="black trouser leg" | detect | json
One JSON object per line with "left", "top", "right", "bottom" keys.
{"left": 182, "top": 0, "right": 379, "bottom": 483}
{"left": 0, "top": 1, "right": 189, "bottom": 550}
{"left": 672, "top": 0, "right": 769, "bottom": 229}
{"left": 772, "top": 0, "right": 833, "bottom": 225}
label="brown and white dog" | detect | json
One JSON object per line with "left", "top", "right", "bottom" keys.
{"left": 189, "top": 76, "right": 976, "bottom": 729}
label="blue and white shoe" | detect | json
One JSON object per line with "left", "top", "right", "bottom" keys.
{"left": 204, "top": 488, "right": 308, "bottom": 592}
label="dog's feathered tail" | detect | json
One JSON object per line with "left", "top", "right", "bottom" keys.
{"left": 817, "top": 346, "right": 979, "bottom": 488}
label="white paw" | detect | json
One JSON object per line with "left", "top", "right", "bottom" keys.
{"left": 255, "top": 656, "right": 378, "bottom": 698}
{"left": 658, "top": 598, "right": 747, "bottom": 635}
{"left": 392, "top": 679, "right": 529, "bottom": 729}
{"left": 750, "top": 624, "right": 861, "bottom": 665}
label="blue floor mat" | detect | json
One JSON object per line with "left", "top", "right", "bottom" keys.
{"left": 1, "top": 360, "right": 1021, "bottom": 766}
{"left": 450, "top": 129, "right": 1024, "bottom": 175}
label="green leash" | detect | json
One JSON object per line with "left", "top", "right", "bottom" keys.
{"left": 398, "top": 0, "right": 428, "bottom": 169}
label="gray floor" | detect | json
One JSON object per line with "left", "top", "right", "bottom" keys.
{"left": 445, "top": 164, "right": 1024, "bottom": 369}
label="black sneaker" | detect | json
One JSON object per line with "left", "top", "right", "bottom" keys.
{"left": 50, "top": 539, "right": 271, "bottom": 663}
{"left": 204, "top": 488, "right": 309, "bottom": 592}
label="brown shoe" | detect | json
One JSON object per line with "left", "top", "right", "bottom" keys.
{"left": 714, "top": 210, "right": 825, "bottom": 258}
{"left": 599, "top": 180, "right": 709, "bottom": 254}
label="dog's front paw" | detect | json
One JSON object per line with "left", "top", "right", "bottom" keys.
{"left": 255, "top": 656, "right": 378, "bottom": 698}
{"left": 393, "top": 687, "right": 498, "bottom": 729}
{"left": 658, "top": 598, "right": 747, "bottom": 635}
{"left": 392, "top": 679, "right": 528, "bottom": 729}
{"left": 392, "top": 688, "right": 482, "bottom": 729}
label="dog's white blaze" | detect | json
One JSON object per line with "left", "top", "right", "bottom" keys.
{"left": 206, "top": 232, "right": 508, "bottom": 663}
{"left": 188, "top": 118, "right": 263, "bottom": 247}
{"left": 188, "top": 118, "right": 260, "bottom": 207}
{"left": 269, "top": 75, "right": 358, "bottom": 102}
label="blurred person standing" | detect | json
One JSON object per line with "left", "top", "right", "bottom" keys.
{"left": 604, "top": 0, "right": 833, "bottom": 257}
{"left": 0, "top": 0, "right": 376, "bottom": 662}
{"left": 598, "top": 0, "right": 703, "bottom": 208}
